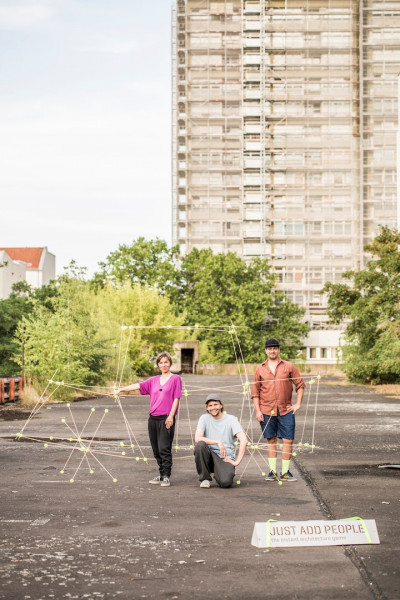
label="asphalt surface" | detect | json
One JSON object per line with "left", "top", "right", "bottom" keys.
{"left": 0, "top": 375, "right": 399, "bottom": 600}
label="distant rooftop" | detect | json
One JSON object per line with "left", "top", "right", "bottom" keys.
{"left": 0, "top": 247, "right": 46, "bottom": 269}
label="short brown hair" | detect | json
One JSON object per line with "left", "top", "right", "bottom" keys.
{"left": 156, "top": 351, "right": 173, "bottom": 367}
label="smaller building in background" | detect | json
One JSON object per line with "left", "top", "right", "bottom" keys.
{"left": 172, "top": 341, "right": 200, "bottom": 374}
{"left": 0, "top": 250, "right": 27, "bottom": 298}
{"left": 303, "top": 327, "right": 344, "bottom": 374}
{"left": 0, "top": 247, "right": 56, "bottom": 298}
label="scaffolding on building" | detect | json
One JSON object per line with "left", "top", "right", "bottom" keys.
{"left": 172, "top": 0, "right": 399, "bottom": 328}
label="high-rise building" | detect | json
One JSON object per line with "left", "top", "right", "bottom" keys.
{"left": 172, "top": 0, "right": 399, "bottom": 362}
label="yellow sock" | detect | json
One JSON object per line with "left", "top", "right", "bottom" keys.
{"left": 281, "top": 459, "right": 290, "bottom": 474}
{"left": 268, "top": 457, "right": 277, "bottom": 473}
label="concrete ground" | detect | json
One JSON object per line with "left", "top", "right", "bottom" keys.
{"left": 0, "top": 375, "right": 399, "bottom": 600}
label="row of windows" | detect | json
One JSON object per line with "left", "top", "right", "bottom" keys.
{"left": 187, "top": 52, "right": 357, "bottom": 66}
{"left": 275, "top": 267, "right": 348, "bottom": 285}
{"left": 188, "top": 151, "right": 357, "bottom": 164}
{"left": 186, "top": 81, "right": 356, "bottom": 93}
{"left": 189, "top": 171, "right": 355, "bottom": 185}
{"left": 184, "top": 117, "right": 353, "bottom": 134}
{"left": 274, "top": 221, "right": 352, "bottom": 236}
{"left": 181, "top": 228, "right": 356, "bottom": 259}
{"left": 188, "top": 32, "right": 353, "bottom": 45}
{"left": 272, "top": 195, "right": 351, "bottom": 206}
{"left": 261, "top": 54, "right": 354, "bottom": 66}
{"left": 188, "top": 102, "right": 353, "bottom": 117}
{"left": 182, "top": 194, "right": 353, "bottom": 205}
{"left": 308, "top": 347, "right": 337, "bottom": 360}
{"left": 274, "top": 243, "right": 353, "bottom": 258}
{"left": 188, "top": 39, "right": 355, "bottom": 53}
{"left": 246, "top": 32, "right": 353, "bottom": 46}
{"left": 194, "top": 196, "right": 350, "bottom": 206}
{"left": 187, "top": 11, "right": 355, "bottom": 23}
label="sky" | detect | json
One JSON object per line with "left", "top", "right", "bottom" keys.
{"left": 0, "top": 0, "right": 172, "bottom": 276}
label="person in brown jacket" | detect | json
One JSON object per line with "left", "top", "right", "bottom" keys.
{"left": 251, "top": 338, "right": 305, "bottom": 482}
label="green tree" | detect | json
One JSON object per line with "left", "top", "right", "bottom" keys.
{"left": 0, "top": 285, "right": 33, "bottom": 376}
{"left": 92, "top": 237, "right": 180, "bottom": 295}
{"left": 15, "top": 272, "right": 106, "bottom": 399}
{"left": 323, "top": 227, "right": 400, "bottom": 383}
{"left": 14, "top": 269, "right": 185, "bottom": 398}
{"left": 173, "top": 249, "right": 308, "bottom": 363}
{"left": 92, "top": 240, "right": 309, "bottom": 364}
{"left": 0, "top": 282, "right": 58, "bottom": 377}
{"left": 91, "top": 281, "right": 185, "bottom": 380}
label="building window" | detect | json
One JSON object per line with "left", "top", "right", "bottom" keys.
{"left": 321, "top": 348, "right": 328, "bottom": 359}
{"left": 309, "top": 348, "right": 317, "bottom": 359}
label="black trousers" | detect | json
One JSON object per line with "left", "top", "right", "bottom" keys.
{"left": 194, "top": 441, "right": 235, "bottom": 488}
{"left": 148, "top": 415, "right": 175, "bottom": 478}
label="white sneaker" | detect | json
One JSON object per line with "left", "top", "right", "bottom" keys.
{"left": 200, "top": 480, "right": 211, "bottom": 488}
{"left": 160, "top": 477, "right": 171, "bottom": 487}
{"left": 149, "top": 476, "right": 162, "bottom": 485}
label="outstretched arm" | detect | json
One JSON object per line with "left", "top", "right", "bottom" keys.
{"left": 115, "top": 382, "right": 140, "bottom": 395}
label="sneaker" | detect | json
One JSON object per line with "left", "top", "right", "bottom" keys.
{"left": 280, "top": 471, "right": 297, "bottom": 482}
{"left": 160, "top": 477, "right": 171, "bottom": 487}
{"left": 149, "top": 476, "right": 162, "bottom": 485}
{"left": 199, "top": 480, "right": 211, "bottom": 488}
{"left": 265, "top": 470, "right": 278, "bottom": 481}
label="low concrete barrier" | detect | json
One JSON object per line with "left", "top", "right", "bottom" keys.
{"left": 197, "top": 363, "right": 259, "bottom": 375}
{"left": 196, "top": 363, "right": 344, "bottom": 377}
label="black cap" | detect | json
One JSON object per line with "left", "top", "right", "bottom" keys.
{"left": 205, "top": 393, "right": 222, "bottom": 405}
{"left": 265, "top": 338, "right": 280, "bottom": 348}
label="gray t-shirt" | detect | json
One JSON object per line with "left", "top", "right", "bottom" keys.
{"left": 196, "top": 413, "right": 243, "bottom": 459}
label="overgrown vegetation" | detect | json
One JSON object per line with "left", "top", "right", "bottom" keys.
{"left": 1, "top": 238, "right": 310, "bottom": 399}
{"left": 92, "top": 238, "right": 309, "bottom": 363}
{"left": 323, "top": 227, "right": 400, "bottom": 384}
{"left": 169, "top": 248, "right": 307, "bottom": 363}
{"left": 0, "top": 281, "right": 57, "bottom": 376}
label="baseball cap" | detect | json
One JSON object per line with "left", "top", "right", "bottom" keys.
{"left": 265, "top": 338, "right": 280, "bottom": 348}
{"left": 205, "top": 393, "right": 222, "bottom": 405}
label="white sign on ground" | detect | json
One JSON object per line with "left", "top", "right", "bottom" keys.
{"left": 252, "top": 518, "right": 380, "bottom": 548}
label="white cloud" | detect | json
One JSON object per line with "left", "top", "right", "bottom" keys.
{"left": 80, "top": 38, "right": 138, "bottom": 55}
{"left": 0, "top": 0, "right": 173, "bottom": 275}
{"left": 124, "top": 79, "right": 170, "bottom": 96}
{"left": 0, "top": 98, "right": 172, "bottom": 275}
{"left": 0, "top": 1, "right": 58, "bottom": 29}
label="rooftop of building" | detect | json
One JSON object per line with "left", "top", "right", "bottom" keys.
{"left": 0, "top": 247, "right": 47, "bottom": 270}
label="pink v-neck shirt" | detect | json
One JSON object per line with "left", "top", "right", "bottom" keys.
{"left": 139, "top": 374, "right": 182, "bottom": 416}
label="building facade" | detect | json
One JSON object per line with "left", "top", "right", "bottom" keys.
{"left": 0, "top": 250, "right": 26, "bottom": 299}
{"left": 172, "top": 0, "right": 399, "bottom": 359}
{"left": 0, "top": 247, "right": 56, "bottom": 297}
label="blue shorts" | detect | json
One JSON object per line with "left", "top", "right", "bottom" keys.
{"left": 260, "top": 410, "right": 295, "bottom": 441}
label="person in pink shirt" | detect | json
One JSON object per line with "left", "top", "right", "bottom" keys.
{"left": 116, "top": 352, "right": 182, "bottom": 487}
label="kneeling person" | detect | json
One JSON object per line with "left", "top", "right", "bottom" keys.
{"left": 194, "top": 393, "right": 247, "bottom": 488}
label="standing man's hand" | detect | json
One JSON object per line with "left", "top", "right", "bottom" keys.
{"left": 287, "top": 403, "right": 301, "bottom": 414}
{"left": 165, "top": 415, "right": 174, "bottom": 429}
{"left": 255, "top": 409, "right": 264, "bottom": 423}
